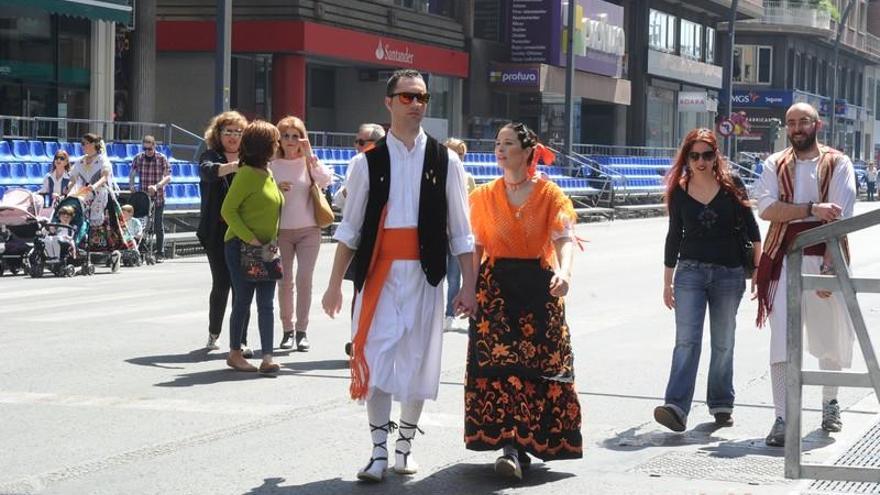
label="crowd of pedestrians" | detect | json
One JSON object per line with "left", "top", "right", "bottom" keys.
{"left": 183, "top": 67, "right": 858, "bottom": 482}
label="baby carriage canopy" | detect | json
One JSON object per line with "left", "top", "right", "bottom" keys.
{"left": 52, "top": 196, "right": 89, "bottom": 246}
{"left": 126, "top": 191, "right": 153, "bottom": 218}
{"left": 0, "top": 188, "right": 43, "bottom": 226}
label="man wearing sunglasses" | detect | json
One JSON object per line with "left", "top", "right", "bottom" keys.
{"left": 321, "top": 69, "right": 476, "bottom": 482}
{"left": 129, "top": 135, "right": 172, "bottom": 262}
{"left": 752, "top": 102, "right": 856, "bottom": 447}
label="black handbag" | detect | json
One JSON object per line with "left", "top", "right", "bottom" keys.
{"left": 734, "top": 204, "right": 756, "bottom": 278}
{"left": 240, "top": 241, "right": 283, "bottom": 282}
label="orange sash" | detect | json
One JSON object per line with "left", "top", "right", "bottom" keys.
{"left": 349, "top": 216, "right": 420, "bottom": 400}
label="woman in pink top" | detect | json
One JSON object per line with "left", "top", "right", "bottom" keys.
{"left": 269, "top": 116, "right": 334, "bottom": 351}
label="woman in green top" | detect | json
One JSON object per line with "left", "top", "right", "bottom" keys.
{"left": 221, "top": 121, "right": 284, "bottom": 373}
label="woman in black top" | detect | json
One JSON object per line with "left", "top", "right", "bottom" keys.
{"left": 654, "top": 128, "right": 761, "bottom": 433}
{"left": 197, "top": 111, "right": 250, "bottom": 353}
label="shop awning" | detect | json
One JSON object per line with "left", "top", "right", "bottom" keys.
{"left": 0, "top": 0, "right": 132, "bottom": 24}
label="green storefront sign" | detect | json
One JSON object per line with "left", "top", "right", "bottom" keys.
{"left": 0, "top": 0, "right": 132, "bottom": 25}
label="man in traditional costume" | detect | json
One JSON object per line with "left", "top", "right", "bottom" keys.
{"left": 322, "top": 69, "right": 476, "bottom": 481}
{"left": 753, "top": 103, "right": 856, "bottom": 447}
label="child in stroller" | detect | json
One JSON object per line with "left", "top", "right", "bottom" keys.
{"left": 120, "top": 191, "right": 155, "bottom": 266}
{"left": 37, "top": 205, "right": 79, "bottom": 277}
{"left": 121, "top": 204, "right": 144, "bottom": 266}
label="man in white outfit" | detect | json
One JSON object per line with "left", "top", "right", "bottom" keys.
{"left": 752, "top": 102, "right": 856, "bottom": 447}
{"left": 322, "top": 69, "right": 476, "bottom": 482}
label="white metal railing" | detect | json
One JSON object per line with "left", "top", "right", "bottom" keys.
{"left": 760, "top": 1, "right": 832, "bottom": 30}
{"left": 785, "top": 209, "right": 880, "bottom": 482}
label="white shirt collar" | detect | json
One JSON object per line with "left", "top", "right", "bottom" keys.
{"left": 386, "top": 127, "right": 426, "bottom": 154}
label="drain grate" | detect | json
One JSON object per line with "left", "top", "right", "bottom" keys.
{"left": 807, "top": 419, "right": 880, "bottom": 494}
{"left": 630, "top": 450, "right": 787, "bottom": 485}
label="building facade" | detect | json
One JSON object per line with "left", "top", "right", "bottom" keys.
{"left": 155, "top": 0, "right": 468, "bottom": 138}
{"left": 624, "top": 0, "right": 763, "bottom": 148}
{"left": 0, "top": 0, "right": 132, "bottom": 124}
{"left": 724, "top": 0, "right": 880, "bottom": 161}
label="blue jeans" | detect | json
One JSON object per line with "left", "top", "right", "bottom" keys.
{"left": 445, "top": 253, "right": 461, "bottom": 317}
{"left": 664, "top": 260, "right": 745, "bottom": 419}
{"left": 224, "top": 238, "right": 276, "bottom": 355}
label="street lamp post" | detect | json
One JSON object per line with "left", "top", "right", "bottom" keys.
{"left": 724, "top": 0, "right": 739, "bottom": 157}
{"left": 563, "top": 0, "right": 576, "bottom": 162}
{"left": 829, "top": 0, "right": 856, "bottom": 151}
{"left": 214, "top": 0, "right": 231, "bottom": 113}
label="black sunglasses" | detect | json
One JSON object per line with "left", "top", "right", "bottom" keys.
{"left": 355, "top": 139, "right": 374, "bottom": 146}
{"left": 388, "top": 92, "right": 431, "bottom": 104}
{"left": 687, "top": 150, "right": 716, "bottom": 162}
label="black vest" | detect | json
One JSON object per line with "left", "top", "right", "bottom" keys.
{"left": 352, "top": 135, "right": 449, "bottom": 292}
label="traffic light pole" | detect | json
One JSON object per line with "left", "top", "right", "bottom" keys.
{"left": 214, "top": 0, "right": 231, "bottom": 113}
{"left": 563, "top": 0, "right": 577, "bottom": 160}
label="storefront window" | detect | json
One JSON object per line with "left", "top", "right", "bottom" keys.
{"left": 733, "top": 45, "right": 772, "bottom": 85}
{"left": 426, "top": 74, "right": 450, "bottom": 119}
{"left": 679, "top": 20, "right": 702, "bottom": 60}
{"left": 648, "top": 10, "right": 676, "bottom": 53}
{"left": 705, "top": 27, "right": 715, "bottom": 64}
{"left": 646, "top": 86, "right": 675, "bottom": 148}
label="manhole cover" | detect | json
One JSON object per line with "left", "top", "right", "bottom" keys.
{"left": 630, "top": 450, "right": 786, "bottom": 485}
{"left": 807, "top": 419, "right": 880, "bottom": 494}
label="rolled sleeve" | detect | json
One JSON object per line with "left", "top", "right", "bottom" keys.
{"left": 830, "top": 155, "right": 857, "bottom": 219}
{"left": 445, "top": 150, "right": 475, "bottom": 256}
{"left": 754, "top": 156, "right": 779, "bottom": 215}
{"left": 332, "top": 154, "right": 369, "bottom": 249}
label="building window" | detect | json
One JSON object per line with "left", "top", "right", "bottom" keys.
{"left": 679, "top": 20, "right": 702, "bottom": 60}
{"left": 648, "top": 9, "right": 676, "bottom": 53}
{"left": 705, "top": 27, "right": 715, "bottom": 64}
{"left": 308, "top": 67, "right": 335, "bottom": 109}
{"left": 733, "top": 45, "right": 772, "bottom": 85}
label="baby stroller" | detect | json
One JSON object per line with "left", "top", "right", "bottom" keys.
{"left": 0, "top": 188, "right": 46, "bottom": 276}
{"left": 28, "top": 196, "right": 94, "bottom": 277}
{"left": 28, "top": 196, "right": 91, "bottom": 277}
{"left": 119, "top": 190, "right": 155, "bottom": 266}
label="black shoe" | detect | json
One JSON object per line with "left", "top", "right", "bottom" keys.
{"left": 714, "top": 412, "right": 734, "bottom": 427}
{"left": 279, "top": 332, "right": 294, "bottom": 350}
{"left": 154, "top": 255, "right": 165, "bottom": 263}
{"left": 295, "top": 331, "right": 310, "bottom": 352}
{"left": 654, "top": 405, "right": 686, "bottom": 432}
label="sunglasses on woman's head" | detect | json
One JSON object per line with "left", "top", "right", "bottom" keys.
{"left": 388, "top": 92, "right": 431, "bottom": 105}
{"left": 687, "top": 150, "right": 716, "bottom": 162}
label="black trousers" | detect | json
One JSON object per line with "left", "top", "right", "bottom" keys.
{"left": 205, "top": 242, "right": 249, "bottom": 344}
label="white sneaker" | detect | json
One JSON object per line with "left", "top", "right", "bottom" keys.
{"left": 205, "top": 334, "right": 220, "bottom": 350}
{"left": 444, "top": 316, "right": 455, "bottom": 330}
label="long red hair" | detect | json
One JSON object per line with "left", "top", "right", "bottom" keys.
{"left": 664, "top": 128, "right": 748, "bottom": 208}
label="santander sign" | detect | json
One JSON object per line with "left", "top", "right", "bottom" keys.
{"left": 375, "top": 39, "right": 415, "bottom": 65}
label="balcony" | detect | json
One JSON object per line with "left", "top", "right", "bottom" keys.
{"left": 761, "top": 1, "right": 832, "bottom": 30}
{"left": 834, "top": 23, "right": 880, "bottom": 61}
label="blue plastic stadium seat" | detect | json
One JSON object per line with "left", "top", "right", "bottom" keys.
{"left": 11, "top": 140, "right": 33, "bottom": 161}
{"left": 8, "top": 163, "right": 26, "bottom": 183}
{"left": 28, "top": 141, "right": 45, "bottom": 161}
{"left": 27, "top": 163, "right": 45, "bottom": 181}
{"left": 344, "top": 149, "right": 355, "bottom": 160}
{"left": 124, "top": 144, "right": 140, "bottom": 160}
{"left": 0, "top": 141, "right": 13, "bottom": 161}
{"left": 188, "top": 183, "right": 199, "bottom": 196}
{"left": 0, "top": 185, "right": 5, "bottom": 200}
{"left": 0, "top": 165, "right": 11, "bottom": 184}
{"left": 43, "top": 142, "right": 60, "bottom": 159}
{"left": 171, "top": 164, "right": 183, "bottom": 178}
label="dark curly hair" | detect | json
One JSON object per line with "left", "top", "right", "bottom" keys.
{"left": 496, "top": 122, "right": 538, "bottom": 163}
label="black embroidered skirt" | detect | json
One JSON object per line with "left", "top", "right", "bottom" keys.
{"left": 464, "top": 258, "right": 582, "bottom": 461}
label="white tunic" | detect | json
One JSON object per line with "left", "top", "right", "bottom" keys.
{"left": 333, "top": 129, "right": 474, "bottom": 402}
{"left": 753, "top": 151, "right": 856, "bottom": 365}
